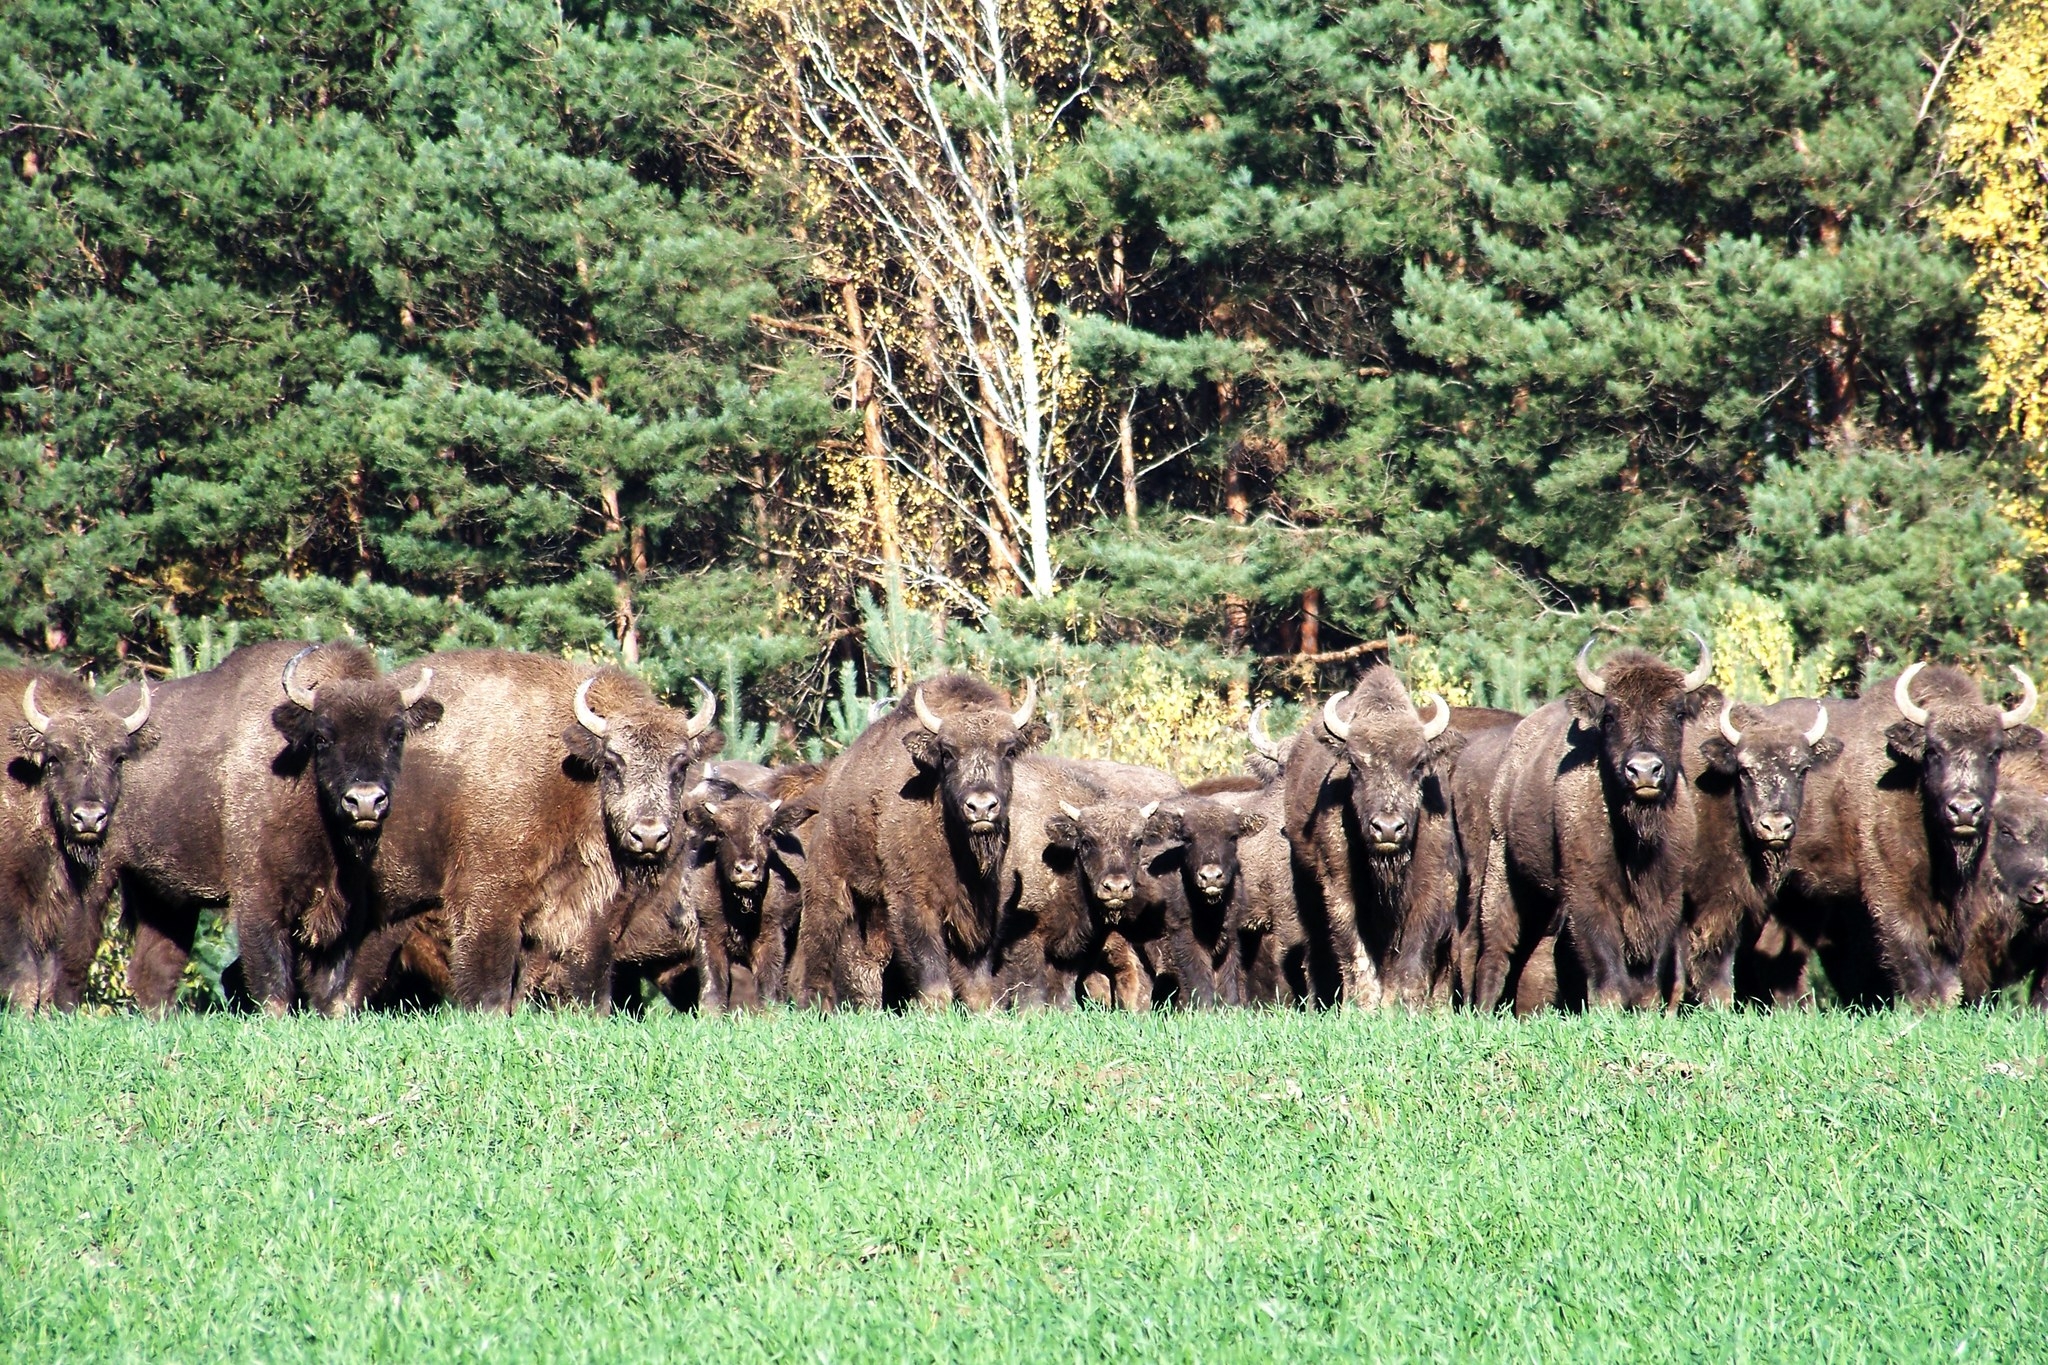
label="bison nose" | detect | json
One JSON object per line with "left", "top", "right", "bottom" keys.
{"left": 626, "top": 819, "right": 672, "bottom": 856}
{"left": 1368, "top": 814, "right": 1408, "bottom": 848}
{"left": 734, "top": 859, "right": 762, "bottom": 881}
{"left": 1947, "top": 795, "right": 1986, "bottom": 832}
{"left": 962, "top": 792, "right": 1002, "bottom": 828}
{"left": 1198, "top": 862, "right": 1225, "bottom": 886}
{"left": 1623, "top": 754, "right": 1666, "bottom": 792}
{"left": 2024, "top": 879, "right": 2048, "bottom": 909}
{"left": 1756, "top": 811, "right": 1796, "bottom": 845}
{"left": 340, "top": 783, "right": 389, "bottom": 825}
{"left": 1098, "top": 874, "right": 1135, "bottom": 903}
{"left": 68, "top": 802, "right": 109, "bottom": 840}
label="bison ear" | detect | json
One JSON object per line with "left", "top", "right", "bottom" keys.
{"left": 769, "top": 797, "right": 816, "bottom": 836}
{"left": 1018, "top": 717, "right": 1051, "bottom": 750}
{"left": 1698, "top": 736, "right": 1739, "bottom": 776}
{"left": 1046, "top": 814, "right": 1082, "bottom": 850}
{"left": 1566, "top": 689, "right": 1604, "bottom": 729}
{"left": 8, "top": 723, "right": 45, "bottom": 764}
{"left": 693, "top": 728, "right": 727, "bottom": 760}
{"left": 2005, "top": 724, "right": 2046, "bottom": 755}
{"left": 1238, "top": 811, "right": 1269, "bottom": 838}
{"left": 1145, "top": 809, "right": 1188, "bottom": 845}
{"left": 1425, "top": 728, "right": 1468, "bottom": 770}
{"left": 1885, "top": 720, "right": 1927, "bottom": 764}
{"left": 1682, "top": 684, "right": 1724, "bottom": 722}
{"left": 404, "top": 697, "right": 444, "bottom": 732}
{"left": 1810, "top": 736, "right": 1845, "bottom": 767}
{"left": 271, "top": 702, "right": 320, "bottom": 752}
{"left": 560, "top": 724, "right": 605, "bottom": 771}
{"left": 902, "top": 729, "right": 942, "bottom": 770}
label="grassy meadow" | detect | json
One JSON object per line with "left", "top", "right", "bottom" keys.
{"left": 3, "top": 1007, "right": 2045, "bottom": 1362}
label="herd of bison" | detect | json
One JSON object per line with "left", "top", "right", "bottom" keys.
{"left": 4, "top": 634, "right": 2048, "bottom": 1017}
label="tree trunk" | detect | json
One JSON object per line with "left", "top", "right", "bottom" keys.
{"left": 1299, "top": 587, "right": 1322, "bottom": 658}
{"left": 840, "top": 282, "right": 903, "bottom": 581}
{"left": 1111, "top": 226, "right": 1140, "bottom": 532}
{"left": 1219, "top": 374, "right": 1251, "bottom": 651}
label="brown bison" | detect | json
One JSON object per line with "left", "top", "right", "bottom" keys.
{"left": 680, "top": 766, "right": 816, "bottom": 1011}
{"left": 1962, "top": 769, "right": 2048, "bottom": 1007}
{"left": 104, "top": 641, "right": 438, "bottom": 1014}
{"left": 796, "top": 674, "right": 1045, "bottom": 1009}
{"left": 1683, "top": 697, "right": 1841, "bottom": 1007}
{"left": 0, "top": 670, "right": 152, "bottom": 1010}
{"left": 990, "top": 758, "right": 1121, "bottom": 1009}
{"left": 1443, "top": 713, "right": 1522, "bottom": 1007}
{"left": 1782, "top": 664, "right": 2039, "bottom": 1007}
{"left": 1185, "top": 775, "right": 1303, "bottom": 1005}
{"left": 1158, "top": 792, "right": 1270, "bottom": 1006}
{"left": 1478, "top": 635, "right": 1715, "bottom": 1011}
{"left": 361, "top": 652, "right": 719, "bottom": 1011}
{"left": 1284, "top": 667, "right": 1467, "bottom": 1008}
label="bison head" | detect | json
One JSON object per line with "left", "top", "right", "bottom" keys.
{"left": 562, "top": 673, "right": 721, "bottom": 874}
{"left": 1699, "top": 699, "right": 1841, "bottom": 860}
{"left": 684, "top": 774, "right": 808, "bottom": 901}
{"left": 10, "top": 674, "right": 154, "bottom": 871}
{"left": 1168, "top": 796, "right": 1267, "bottom": 910}
{"left": 1317, "top": 666, "right": 1465, "bottom": 863}
{"left": 1569, "top": 634, "right": 1714, "bottom": 809}
{"left": 270, "top": 647, "right": 440, "bottom": 844}
{"left": 1887, "top": 663, "right": 2040, "bottom": 847}
{"left": 901, "top": 680, "right": 1048, "bottom": 871}
{"left": 1046, "top": 798, "right": 1183, "bottom": 922}
{"left": 1993, "top": 789, "right": 2048, "bottom": 917}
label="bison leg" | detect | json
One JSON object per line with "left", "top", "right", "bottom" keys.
{"left": 1102, "top": 933, "right": 1151, "bottom": 1011}
{"left": 230, "top": 893, "right": 296, "bottom": 1017}
{"left": 449, "top": 902, "right": 525, "bottom": 1014}
{"left": 882, "top": 879, "right": 953, "bottom": 1009}
{"left": 1471, "top": 832, "right": 1520, "bottom": 1012}
{"left": 1163, "top": 918, "right": 1218, "bottom": 1009}
{"left": 123, "top": 881, "right": 199, "bottom": 1015}
{"left": 753, "top": 889, "right": 795, "bottom": 1006}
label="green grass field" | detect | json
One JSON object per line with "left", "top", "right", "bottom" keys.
{"left": 4, "top": 1009, "right": 2045, "bottom": 1362}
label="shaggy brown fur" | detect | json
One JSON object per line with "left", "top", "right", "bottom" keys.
{"left": 1480, "top": 649, "right": 1713, "bottom": 1011}
{"left": 103, "top": 641, "right": 439, "bottom": 1015}
{"left": 1159, "top": 794, "right": 1269, "bottom": 1005}
{"left": 0, "top": 669, "right": 153, "bottom": 1011}
{"left": 1191, "top": 780, "right": 1302, "bottom": 1005}
{"left": 680, "top": 772, "right": 812, "bottom": 1011}
{"left": 1962, "top": 757, "right": 2048, "bottom": 1007}
{"left": 1445, "top": 715, "right": 1520, "bottom": 1007}
{"left": 795, "top": 674, "right": 1048, "bottom": 1009}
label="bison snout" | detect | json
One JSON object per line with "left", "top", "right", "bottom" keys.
{"left": 624, "top": 818, "right": 672, "bottom": 857}
{"left": 1096, "top": 874, "right": 1135, "bottom": 908}
{"left": 67, "top": 802, "right": 110, "bottom": 842}
{"left": 2022, "top": 878, "right": 2048, "bottom": 910}
{"left": 1946, "top": 795, "right": 1986, "bottom": 836}
{"left": 340, "top": 783, "right": 389, "bottom": 828}
{"left": 961, "top": 792, "right": 1003, "bottom": 830}
{"left": 1622, "top": 753, "right": 1667, "bottom": 798}
{"left": 1755, "top": 811, "right": 1796, "bottom": 846}
{"left": 1195, "top": 863, "right": 1228, "bottom": 899}
{"left": 1367, "top": 814, "right": 1408, "bottom": 852}
{"left": 730, "top": 858, "right": 763, "bottom": 888}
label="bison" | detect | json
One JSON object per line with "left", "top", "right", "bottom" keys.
{"left": 1477, "top": 635, "right": 1715, "bottom": 1011}
{"left": 104, "top": 641, "right": 438, "bottom": 1014}
{"left": 360, "top": 653, "right": 720, "bottom": 1011}
{"left": 0, "top": 671, "right": 152, "bottom": 1011}
{"left": 1962, "top": 773, "right": 2048, "bottom": 1008}
{"left": 1284, "top": 666, "right": 1467, "bottom": 1008}
{"left": 1189, "top": 777, "right": 1304, "bottom": 1006}
{"left": 1683, "top": 697, "right": 1841, "bottom": 1007}
{"left": 1158, "top": 792, "right": 1270, "bottom": 1006}
{"left": 680, "top": 767, "right": 815, "bottom": 1011}
{"left": 795, "top": 674, "right": 1045, "bottom": 1009}
{"left": 1443, "top": 714, "right": 1521, "bottom": 1007}
{"left": 1781, "top": 664, "right": 2040, "bottom": 1007}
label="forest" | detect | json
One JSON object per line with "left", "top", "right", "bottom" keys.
{"left": 6, "top": 0, "right": 2048, "bottom": 757}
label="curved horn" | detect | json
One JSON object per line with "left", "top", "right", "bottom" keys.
{"left": 281, "top": 646, "right": 319, "bottom": 710}
{"left": 1893, "top": 662, "right": 1930, "bottom": 728}
{"left": 1059, "top": 800, "right": 1083, "bottom": 821}
{"left": 573, "top": 675, "right": 609, "bottom": 737}
{"left": 121, "top": 678, "right": 152, "bottom": 735}
{"left": 1717, "top": 696, "right": 1743, "bottom": 748}
{"left": 685, "top": 678, "right": 717, "bottom": 738}
{"left": 913, "top": 686, "right": 944, "bottom": 734}
{"left": 2002, "top": 666, "right": 2038, "bottom": 730}
{"left": 1417, "top": 691, "right": 1451, "bottom": 742}
{"left": 1322, "top": 690, "right": 1353, "bottom": 741}
{"left": 1010, "top": 677, "right": 1038, "bottom": 730}
{"left": 1803, "top": 702, "right": 1829, "bottom": 748}
{"left": 1680, "top": 629, "right": 1713, "bottom": 692}
{"left": 1248, "top": 702, "right": 1283, "bottom": 760}
{"left": 20, "top": 680, "right": 51, "bottom": 736}
{"left": 1575, "top": 639, "right": 1607, "bottom": 696}
{"left": 1139, "top": 800, "right": 1160, "bottom": 820}
{"left": 398, "top": 666, "right": 433, "bottom": 710}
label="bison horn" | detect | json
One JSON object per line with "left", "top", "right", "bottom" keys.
{"left": 1717, "top": 696, "right": 1743, "bottom": 748}
{"left": 685, "top": 677, "right": 717, "bottom": 738}
{"left": 1059, "top": 800, "right": 1083, "bottom": 821}
{"left": 398, "top": 666, "right": 433, "bottom": 709}
{"left": 1680, "top": 630, "right": 1713, "bottom": 692}
{"left": 121, "top": 678, "right": 152, "bottom": 735}
{"left": 868, "top": 697, "right": 895, "bottom": 723}
{"left": 282, "top": 646, "right": 319, "bottom": 711}
{"left": 1248, "top": 702, "right": 1283, "bottom": 760}
{"left": 1418, "top": 691, "right": 1451, "bottom": 742}
{"left": 1803, "top": 702, "right": 1829, "bottom": 747}
{"left": 1010, "top": 677, "right": 1038, "bottom": 730}
{"left": 1893, "top": 662, "right": 1930, "bottom": 728}
{"left": 913, "top": 686, "right": 944, "bottom": 734}
{"left": 1322, "top": 690, "right": 1353, "bottom": 740}
{"left": 574, "top": 675, "right": 609, "bottom": 737}
{"left": 1139, "top": 800, "right": 1160, "bottom": 820}
{"left": 20, "top": 679, "right": 52, "bottom": 735}
{"left": 2002, "top": 666, "right": 2038, "bottom": 730}
{"left": 1575, "top": 639, "right": 1607, "bottom": 697}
